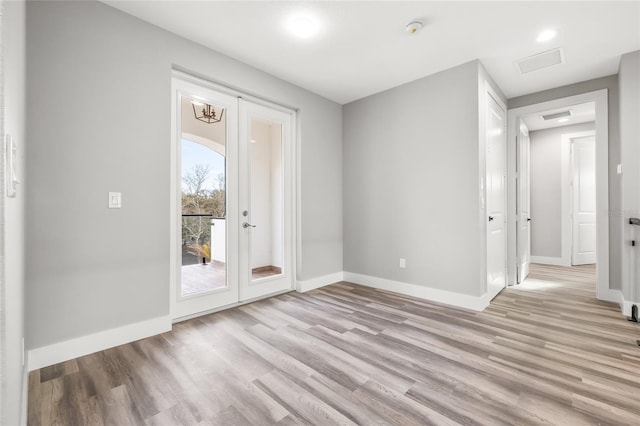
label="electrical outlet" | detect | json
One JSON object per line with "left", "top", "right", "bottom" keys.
{"left": 399, "top": 258, "right": 406, "bottom": 268}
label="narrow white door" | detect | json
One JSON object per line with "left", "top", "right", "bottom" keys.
{"left": 486, "top": 93, "right": 507, "bottom": 292}
{"left": 238, "top": 100, "right": 295, "bottom": 301}
{"left": 572, "top": 136, "right": 596, "bottom": 265}
{"left": 517, "top": 120, "right": 531, "bottom": 283}
{"left": 171, "top": 78, "right": 240, "bottom": 319}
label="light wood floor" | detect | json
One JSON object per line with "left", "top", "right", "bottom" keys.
{"left": 28, "top": 264, "right": 640, "bottom": 425}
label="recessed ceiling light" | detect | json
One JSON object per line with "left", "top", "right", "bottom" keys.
{"left": 288, "top": 15, "right": 319, "bottom": 39}
{"left": 557, "top": 118, "right": 569, "bottom": 123}
{"left": 537, "top": 29, "right": 557, "bottom": 43}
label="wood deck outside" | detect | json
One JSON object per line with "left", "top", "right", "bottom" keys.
{"left": 181, "top": 262, "right": 282, "bottom": 296}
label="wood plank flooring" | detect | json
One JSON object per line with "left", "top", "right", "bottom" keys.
{"left": 28, "top": 264, "right": 640, "bottom": 425}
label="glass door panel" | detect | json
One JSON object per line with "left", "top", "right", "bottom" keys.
{"left": 239, "top": 100, "right": 294, "bottom": 301}
{"left": 171, "top": 77, "right": 238, "bottom": 320}
{"left": 249, "top": 118, "right": 284, "bottom": 282}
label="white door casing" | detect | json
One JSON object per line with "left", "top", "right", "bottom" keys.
{"left": 486, "top": 92, "right": 507, "bottom": 292}
{"left": 571, "top": 136, "right": 597, "bottom": 265}
{"left": 517, "top": 120, "right": 531, "bottom": 283}
{"left": 506, "top": 90, "right": 609, "bottom": 301}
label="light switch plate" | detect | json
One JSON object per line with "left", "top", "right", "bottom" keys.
{"left": 617, "top": 164, "right": 623, "bottom": 175}
{"left": 108, "top": 192, "right": 122, "bottom": 209}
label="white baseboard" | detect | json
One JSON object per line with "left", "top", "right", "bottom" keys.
{"left": 598, "top": 288, "right": 622, "bottom": 304}
{"left": 598, "top": 289, "right": 638, "bottom": 318}
{"left": 621, "top": 297, "right": 639, "bottom": 318}
{"left": 297, "top": 271, "right": 344, "bottom": 292}
{"left": 343, "top": 272, "right": 492, "bottom": 311}
{"left": 530, "top": 256, "right": 570, "bottom": 266}
{"left": 28, "top": 315, "right": 171, "bottom": 371}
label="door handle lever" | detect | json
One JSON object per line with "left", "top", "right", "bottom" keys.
{"left": 488, "top": 216, "right": 494, "bottom": 222}
{"left": 243, "top": 222, "right": 256, "bottom": 228}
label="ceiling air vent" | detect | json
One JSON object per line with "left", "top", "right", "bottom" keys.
{"left": 541, "top": 110, "right": 572, "bottom": 121}
{"left": 518, "top": 48, "right": 564, "bottom": 74}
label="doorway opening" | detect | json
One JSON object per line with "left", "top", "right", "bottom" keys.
{"left": 507, "top": 90, "right": 610, "bottom": 301}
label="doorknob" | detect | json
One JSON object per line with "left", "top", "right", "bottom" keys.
{"left": 527, "top": 218, "right": 532, "bottom": 222}
{"left": 488, "top": 216, "right": 494, "bottom": 222}
{"left": 242, "top": 222, "right": 256, "bottom": 228}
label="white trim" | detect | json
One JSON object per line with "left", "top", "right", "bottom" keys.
{"left": 622, "top": 299, "right": 636, "bottom": 318}
{"left": 172, "top": 69, "right": 299, "bottom": 114}
{"left": 599, "top": 288, "right": 623, "bottom": 305}
{"left": 296, "top": 272, "right": 344, "bottom": 292}
{"left": 560, "top": 132, "right": 571, "bottom": 266}
{"left": 530, "top": 256, "right": 571, "bottom": 266}
{"left": 343, "top": 272, "right": 493, "bottom": 312}
{"left": 173, "top": 289, "right": 293, "bottom": 323}
{"left": 507, "top": 89, "right": 609, "bottom": 301}
{"left": 27, "top": 316, "right": 171, "bottom": 371}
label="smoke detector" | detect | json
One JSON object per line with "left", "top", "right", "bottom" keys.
{"left": 405, "top": 20, "right": 423, "bottom": 35}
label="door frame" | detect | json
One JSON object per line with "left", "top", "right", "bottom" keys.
{"left": 516, "top": 119, "right": 531, "bottom": 283}
{"left": 169, "top": 70, "right": 298, "bottom": 322}
{"left": 506, "top": 89, "right": 610, "bottom": 301}
{"left": 562, "top": 130, "right": 596, "bottom": 266}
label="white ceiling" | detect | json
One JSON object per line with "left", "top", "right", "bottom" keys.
{"left": 103, "top": 1, "right": 640, "bottom": 105}
{"left": 521, "top": 102, "right": 595, "bottom": 131}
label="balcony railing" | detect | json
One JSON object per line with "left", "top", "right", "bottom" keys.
{"left": 181, "top": 214, "right": 226, "bottom": 265}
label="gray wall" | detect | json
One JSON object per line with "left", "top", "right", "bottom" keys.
{"left": 509, "top": 75, "right": 622, "bottom": 290}
{"left": 343, "top": 60, "right": 496, "bottom": 297}
{"left": 619, "top": 50, "right": 640, "bottom": 302}
{"left": 529, "top": 122, "right": 595, "bottom": 258}
{"left": 2, "top": 0, "right": 27, "bottom": 424}
{"left": 26, "top": 1, "right": 342, "bottom": 349}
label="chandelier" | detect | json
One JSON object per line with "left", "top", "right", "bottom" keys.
{"left": 192, "top": 101, "right": 224, "bottom": 124}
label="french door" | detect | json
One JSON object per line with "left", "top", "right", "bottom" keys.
{"left": 171, "top": 76, "right": 294, "bottom": 320}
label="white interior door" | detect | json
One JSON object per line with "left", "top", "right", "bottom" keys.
{"left": 171, "top": 78, "right": 239, "bottom": 319}
{"left": 517, "top": 120, "right": 531, "bottom": 283}
{"left": 239, "top": 99, "right": 295, "bottom": 301}
{"left": 572, "top": 136, "right": 596, "bottom": 265}
{"left": 486, "top": 93, "right": 507, "bottom": 292}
